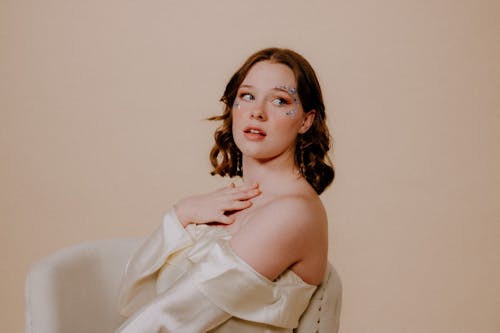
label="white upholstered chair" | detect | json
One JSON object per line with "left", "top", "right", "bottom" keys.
{"left": 25, "top": 239, "right": 341, "bottom": 333}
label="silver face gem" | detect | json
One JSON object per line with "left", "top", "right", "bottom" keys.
{"left": 277, "top": 85, "right": 297, "bottom": 97}
{"left": 276, "top": 85, "right": 299, "bottom": 117}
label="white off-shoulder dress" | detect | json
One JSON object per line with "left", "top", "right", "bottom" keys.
{"left": 116, "top": 209, "right": 317, "bottom": 333}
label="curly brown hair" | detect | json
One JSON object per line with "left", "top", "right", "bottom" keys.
{"left": 208, "top": 48, "right": 334, "bottom": 194}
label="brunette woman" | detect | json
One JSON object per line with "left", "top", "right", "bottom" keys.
{"left": 116, "top": 47, "right": 335, "bottom": 333}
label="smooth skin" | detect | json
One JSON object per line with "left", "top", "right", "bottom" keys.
{"left": 175, "top": 61, "right": 328, "bottom": 286}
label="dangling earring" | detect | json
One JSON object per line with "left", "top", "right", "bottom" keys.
{"left": 298, "top": 135, "right": 306, "bottom": 176}
{"left": 236, "top": 150, "right": 243, "bottom": 176}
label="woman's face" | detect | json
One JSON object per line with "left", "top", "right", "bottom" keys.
{"left": 232, "top": 60, "right": 315, "bottom": 163}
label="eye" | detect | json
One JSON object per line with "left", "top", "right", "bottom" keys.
{"left": 271, "top": 97, "right": 289, "bottom": 106}
{"left": 240, "top": 93, "right": 254, "bottom": 101}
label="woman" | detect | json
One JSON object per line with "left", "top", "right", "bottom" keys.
{"left": 116, "top": 48, "right": 335, "bottom": 332}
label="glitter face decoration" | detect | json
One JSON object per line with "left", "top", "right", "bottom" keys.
{"left": 276, "top": 85, "right": 299, "bottom": 117}
{"left": 233, "top": 85, "right": 300, "bottom": 118}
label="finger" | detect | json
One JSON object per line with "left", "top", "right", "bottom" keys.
{"left": 217, "top": 214, "right": 235, "bottom": 225}
{"left": 220, "top": 182, "right": 241, "bottom": 194}
{"left": 223, "top": 183, "right": 257, "bottom": 196}
{"left": 226, "top": 199, "right": 253, "bottom": 211}
{"left": 215, "top": 183, "right": 234, "bottom": 193}
{"left": 235, "top": 182, "right": 258, "bottom": 191}
{"left": 230, "top": 188, "right": 261, "bottom": 200}
{"left": 217, "top": 199, "right": 252, "bottom": 212}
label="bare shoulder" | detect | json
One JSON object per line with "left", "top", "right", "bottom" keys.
{"left": 246, "top": 194, "right": 327, "bottom": 239}
{"left": 264, "top": 194, "right": 326, "bottom": 226}
{"left": 230, "top": 192, "right": 328, "bottom": 285}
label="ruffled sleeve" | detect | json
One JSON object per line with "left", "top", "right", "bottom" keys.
{"left": 117, "top": 216, "right": 317, "bottom": 332}
{"left": 189, "top": 239, "right": 317, "bottom": 329}
{"left": 115, "top": 272, "right": 232, "bottom": 333}
{"left": 118, "top": 209, "right": 195, "bottom": 316}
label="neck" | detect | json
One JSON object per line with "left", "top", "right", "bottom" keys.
{"left": 241, "top": 153, "right": 300, "bottom": 194}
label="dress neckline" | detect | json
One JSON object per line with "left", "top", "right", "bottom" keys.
{"left": 206, "top": 224, "right": 318, "bottom": 288}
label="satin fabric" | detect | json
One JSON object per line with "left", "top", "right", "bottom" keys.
{"left": 116, "top": 210, "right": 317, "bottom": 333}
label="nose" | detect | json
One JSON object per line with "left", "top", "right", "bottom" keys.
{"left": 250, "top": 102, "right": 266, "bottom": 121}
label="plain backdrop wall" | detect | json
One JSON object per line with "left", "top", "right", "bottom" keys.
{"left": 1, "top": 0, "right": 499, "bottom": 332}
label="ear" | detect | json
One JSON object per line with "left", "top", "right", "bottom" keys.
{"left": 298, "top": 109, "right": 316, "bottom": 134}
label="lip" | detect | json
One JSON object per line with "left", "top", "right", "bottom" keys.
{"left": 243, "top": 126, "right": 267, "bottom": 141}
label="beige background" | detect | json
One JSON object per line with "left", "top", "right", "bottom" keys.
{"left": 1, "top": 0, "right": 499, "bottom": 332}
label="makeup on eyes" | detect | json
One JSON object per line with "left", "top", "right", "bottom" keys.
{"left": 275, "top": 85, "right": 299, "bottom": 117}
{"left": 233, "top": 85, "right": 299, "bottom": 117}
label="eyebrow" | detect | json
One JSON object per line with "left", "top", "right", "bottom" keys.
{"left": 274, "top": 86, "right": 295, "bottom": 95}
{"left": 239, "top": 84, "right": 296, "bottom": 95}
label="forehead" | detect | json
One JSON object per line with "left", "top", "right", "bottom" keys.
{"left": 241, "top": 61, "right": 296, "bottom": 89}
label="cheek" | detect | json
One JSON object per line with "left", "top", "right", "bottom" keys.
{"left": 270, "top": 114, "right": 302, "bottom": 133}
{"left": 231, "top": 111, "right": 241, "bottom": 135}
{"left": 231, "top": 111, "right": 244, "bottom": 143}
{"left": 231, "top": 110, "right": 244, "bottom": 129}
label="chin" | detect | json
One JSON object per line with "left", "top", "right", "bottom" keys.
{"left": 238, "top": 147, "right": 272, "bottom": 160}
{"left": 234, "top": 135, "right": 295, "bottom": 162}
{"left": 237, "top": 144, "right": 291, "bottom": 162}
{"left": 235, "top": 144, "right": 267, "bottom": 160}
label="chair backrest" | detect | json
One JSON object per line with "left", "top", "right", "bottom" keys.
{"left": 25, "top": 238, "right": 142, "bottom": 333}
{"left": 294, "top": 263, "right": 342, "bottom": 333}
{"left": 26, "top": 239, "right": 341, "bottom": 333}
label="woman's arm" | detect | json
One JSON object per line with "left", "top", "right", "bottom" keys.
{"left": 119, "top": 183, "right": 261, "bottom": 316}
{"left": 229, "top": 195, "right": 328, "bottom": 285}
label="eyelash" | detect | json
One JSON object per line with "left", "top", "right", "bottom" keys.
{"left": 241, "top": 93, "right": 254, "bottom": 101}
{"left": 272, "top": 98, "right": 289, "bottom": 106}
{"left": 238, "top": 93, "right": 291, "bottom": 106}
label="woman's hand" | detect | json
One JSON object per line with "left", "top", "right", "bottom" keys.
{"left": 174, "top": 183, "right": 260, "bottom": 227}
